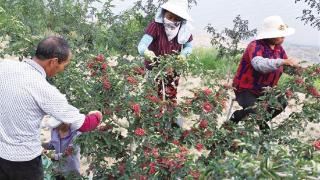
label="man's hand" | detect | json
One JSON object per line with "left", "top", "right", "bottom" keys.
{"left": 282, "top": 58, "right": 299, "bottom": 68}
{"left": 144, "top": 49, "right": 156, "bottom": 60}
{"left": 88, "top": 111, "right": 103, "bottom": 119}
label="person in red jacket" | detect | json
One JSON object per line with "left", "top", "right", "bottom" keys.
{"left": 229, "top": 16, "right": 299, "bottom": 131}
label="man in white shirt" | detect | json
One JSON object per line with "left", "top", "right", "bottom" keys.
{"left": 0, "top": 36, "right": 102, "bottom": 180}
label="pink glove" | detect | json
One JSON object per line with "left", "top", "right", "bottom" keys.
{"left": 78, "top": 111, "right": 102, "bottom": 132}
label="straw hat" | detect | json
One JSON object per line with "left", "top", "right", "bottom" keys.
{"left": 256, "top": 16, "right": 295, "bottom": 40}
{"left": 161, "top": 0, "right": 192, "bottom": 21}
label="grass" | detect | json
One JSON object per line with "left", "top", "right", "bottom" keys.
{"left": 193, "top": 47, "right": 239, "bottom": 78}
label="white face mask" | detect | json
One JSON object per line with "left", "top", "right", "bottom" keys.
{"left": 163, "top": 17, "right": 181, "bottom": 41}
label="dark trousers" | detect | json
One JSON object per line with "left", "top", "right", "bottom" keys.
{"left": 0, "top": 156, "right": 43, "bottom": 180}
{"left": 229, "top": 91, "right": 287, "bottom": 131}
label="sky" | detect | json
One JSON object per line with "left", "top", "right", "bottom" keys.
{"left": 109, "top": 0, "right": 320, "bottom": 47}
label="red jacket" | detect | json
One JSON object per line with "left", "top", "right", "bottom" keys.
{"left": 233, "top": 40, "right": 287, "bottom": 95}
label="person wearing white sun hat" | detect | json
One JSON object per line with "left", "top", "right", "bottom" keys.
{"left": 137, "top": 0, "right": 193, "bottom": 103}
{"left": 230, "top": 15, "right": 300, "bottom": 132}
{"left": 255, "top": 16, "right": 295, "bottom": 40}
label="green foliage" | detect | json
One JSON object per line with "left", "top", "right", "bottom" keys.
{"left": 206, "top": 15, "right": 257, "bottom": 58}
{"left": 192, "top": 47, "right": 238, "bottom": 77}
{"left": 206, "top": 15, "right": 257, "bottom": 83}
{"left": 74, "top": 53, "right": 224, "bottom": 179}
{"left": 68, "top": 52, "right": 320, "bottom": 179}
{"left": 0, "top": 0, "right": 106, "bottom": 59}
{"left": 105, "top": 9, "right": 151, "bottom": 55}
{"left": 204, "top": 141, "right": 320, "bottom": 179}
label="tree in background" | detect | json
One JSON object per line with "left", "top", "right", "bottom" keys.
{"left": 206, "top": 15, "right": 257, "bottom": 84}
{"left": 206, "top": 15, "right": 257, "bottom": 58}
{"left": 295, "top": 0, "right": 320, "bottom": 30}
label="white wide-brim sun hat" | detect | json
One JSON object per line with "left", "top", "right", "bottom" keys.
{"left": 256, "top": 15, "right": 295, "bottom": 40}
{"left": 161, "top": 0, "right": 192, "bottom": 21}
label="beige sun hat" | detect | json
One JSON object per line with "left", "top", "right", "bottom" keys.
{"left": 161, "top": 0, "right": 192, "bottom": 21}
{"left": 256, "top": 16, "right": 295, "bottom": 40}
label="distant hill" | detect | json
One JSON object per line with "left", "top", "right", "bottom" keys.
{"left": 284, "top": 44, "right": 319, "bottom": 64}
{"left": 193, "top": 33, "right": 319, "bottom": 64}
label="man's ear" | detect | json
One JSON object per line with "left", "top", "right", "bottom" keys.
{"left": 48, "top": 58, "right": 59, "bottom": 67}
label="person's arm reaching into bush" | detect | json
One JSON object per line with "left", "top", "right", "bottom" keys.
{"left": 31, "top": 82, "right": 102, "bottom": 132}
{"left": 138, "top": 34, "right": 156, "bottom": 59}
{"left": 180, "top": 41, "right": 193, "bottom": 58}
{"left": 78, "top": 111, "right": 102, "bottom": 132}
{"left": 251, "top": 57, "right": 299, "bottom": 73}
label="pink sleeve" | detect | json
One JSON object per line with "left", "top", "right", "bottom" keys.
{"left": 78, "top": 112, "right": 102, "bottom": 132}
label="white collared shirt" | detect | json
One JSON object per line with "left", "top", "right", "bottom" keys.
{"left": 0, "top": 59, "right": 84, "bottom": 161}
